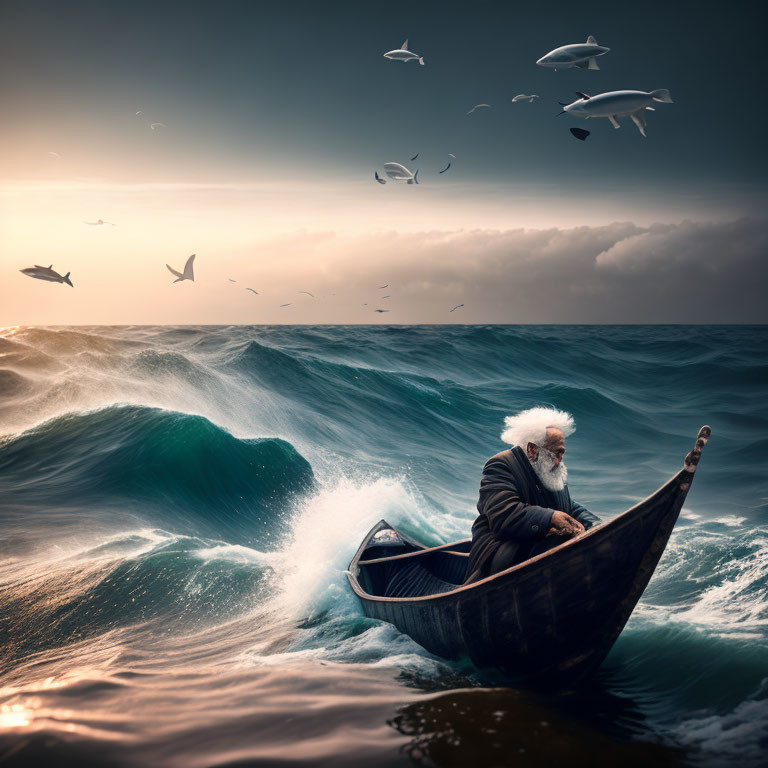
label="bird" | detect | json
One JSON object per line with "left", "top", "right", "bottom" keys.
{"left": 449, "top": 304, "right": 464, "bottom": 312}
{"left": 511, "top": 94, "right": 539, "bottom": 103}
{"left": 439, "top": 162, "right": 452, "bottom": 174}
{"left": 150, "top": 122, "right": 166, "bottom": 131}
{"left": 166, "top": 254, "right": 195, "bottom": 282}
{"left": 135, "top": 110, "right": 144, "bottom": 116}
{"left": 378, "top": 284, "right": 389, "bottom": 289}
{"left": 410, "top": 152, "right": 420, "bottom": 161}
{"left": 374, "top": 171, "right": 386, "bottom": 184}
{"left": 299, "top": 291, "right": 315, "bottom": 298}
{"left": 20, "top": 264, "right": 73, "bottom": 287}
{"left": 448, "top": 153, "right": 456, "bottom": 159}
{"left": 381, "top": 295, "right": 391, "bottom": 299}
{"left": 48, "top": 151, "right": 61, "bottom": 159}
{"left": 84, "top": 219, "right": 115, "bottom": 226}
{"left": 467, "top": 104, "right": 491, "bottom": 115}
{"left": 228, "top": 278, "right": 237, "bottom": 282}
{"left": 280, "top": 303, "right": 292, "bottom": 307}
{"left": 245, "top": 288, "right": 259, "bottom": 295}
{"left": 374, "top": 309, "right": 390, "bottom": 313}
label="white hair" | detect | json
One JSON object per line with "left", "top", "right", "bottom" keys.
{"left": 500, "top": 406, "right": 575, "bottom": 447}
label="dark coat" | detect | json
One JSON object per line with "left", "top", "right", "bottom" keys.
{"left": 465, "top": 446, "right": 599, "bottom": 584}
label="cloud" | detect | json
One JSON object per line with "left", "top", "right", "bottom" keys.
{"left": 259, "top": 217, "right": 766, "bottom": 323}
{"left": 3, "top": 216, "right": 764, "bottom": 325}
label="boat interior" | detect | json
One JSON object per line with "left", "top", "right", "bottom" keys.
{"left": 355, "top": 526, "right": 471, "bottom": 599}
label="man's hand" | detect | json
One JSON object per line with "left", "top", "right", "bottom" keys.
{"left": 548, "top": 510, "right": 585, "bottom": 538}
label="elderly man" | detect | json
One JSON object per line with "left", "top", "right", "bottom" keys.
{"left": 464, "top": 406, "right": 599, "bottom": 584}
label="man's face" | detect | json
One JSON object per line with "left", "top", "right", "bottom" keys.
{"left": 527, "top": 428, "right": 568, "bottom": 491}
{"left": 543, "top": 428, "right": 565, "bottom": 467}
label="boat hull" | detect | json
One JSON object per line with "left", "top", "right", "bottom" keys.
{"left": 348, "top": 427, "right": 710, "bottom": 680}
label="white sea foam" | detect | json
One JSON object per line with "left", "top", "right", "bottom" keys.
{"left": 271, "top": 476, "right": 425, "bottom": 620}
{"left": 192, "top": 543, "right": 281, "bottom": 567}
{"left": 641, "top": 531, "right": 768, "bottom": 634}
{"left": 710, "top": 515, "right": 747, "bottom": 527}
{"left": 671, "top": 680, "right": 768, "bottom": 768}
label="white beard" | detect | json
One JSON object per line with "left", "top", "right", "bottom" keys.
{"left": 531, "top": 449, "right": 568, "bottom": 492}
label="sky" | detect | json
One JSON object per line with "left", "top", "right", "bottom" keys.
{"left": 0, "top": 0, "right": 765, "bottom": 324}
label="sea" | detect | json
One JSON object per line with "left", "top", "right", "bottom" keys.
{"left": 0, "top": 324, "right": 765, "bottom": 768}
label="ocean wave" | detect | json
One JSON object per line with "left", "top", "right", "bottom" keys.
{"left": 0, "top": 405, "right": 315, "bottom": 541}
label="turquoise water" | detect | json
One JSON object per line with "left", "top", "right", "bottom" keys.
{"left": 0, "top": 325, "right": 765, "bottom": 767}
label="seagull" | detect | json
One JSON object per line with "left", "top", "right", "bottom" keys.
{"left": 439, "top": 162, "right": 452, "bottom": 174}
{"left": 136, "top": 110, "right": 144, "bottom": 116}
{"left": 448, "top": 153, "right": 456, "bottom": 159}
{"left": 20, "top": 264, "right": 73, "bottom": 287}
{"left": 381, "top": 295, "right": 391, "bottom": 299}
{"left": 150, "top": 122, "right": 166, "bottom": 131}
{"left": 378, "top": 284, "right": 389, "bottom": 289}
{"left": 228, "top": 278, "right": 237, "bottom": 282}
{"left": 467, "top": 104, "right": 491, "bottom": 115}
{"left": 410, "top": 152, "right": 420, "bottom": 161}
{"left": 374, "top": 309, "right": 390, "bottom": 313}
{"left": 511, "top": 94, "right": 539, "bottom": 103}
{"left": 245, "top": 288, "right": 259, "bottom": 295}
{"left": 374, "top": 171, "right": 386, "bottom": 184}
{"left": 166, "top": 254, "right": 195, "bottom": 282}
{"left": 449, "top": 304, "right": 465, "bottom": 312}
{"left": 299, "top": 291, "right": 315, "bottom": 298}
{"left": 84, "top": 219, "right": 115, "bottom": 226}
{"left": 48, "top": 151, "right": 61, "bottom": 159}
{"left": 280, "top": 303, "right": 292, "bottom": 307}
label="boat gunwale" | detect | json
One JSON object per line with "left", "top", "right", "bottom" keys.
{"left": 347, "top": 426, "right": 710, "bottom": 605}
{"left": 359, "top": 543, "right": 471, "bottom": 565}
{"left": 347, "top": 468, "right": 684, "bottom": 604}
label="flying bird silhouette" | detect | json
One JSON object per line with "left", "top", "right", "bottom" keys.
{"left": 280, "top": 303, "right": 292, "bottom": 307}
{"left": 410, "top": 153, "right": 420, "bottom": 161}
{"left": 166, "top": 254, "right": 195, "bottom": 283}
{"left": 467, "top": 104, "right": 491, "bottom": 115}
{"left": 48, "top": 151, "right": 61, "bottom": 159}
{"left": 245, "top": 288, "right": 259, "bottom": 295}
{"left": 374, "top": 309, "right": 390, "bottom": 313}
{"left": 439, "top": 162, "right": 452, "bottom": 174}
{"left": 298, "top": 291, "right": 315, "bottom": 298}
{"left": 150, "top": 122, "right": 166, "bottom": 131}
{"left": 449, "top": 304, "right": 465, "bottom": 312}
{"left": 378, "top": 284, "right": 389, "bottom": 289}
{"left": 381, "top": 295, "right": 391, "bottom": 299}
{"left": 570, "top": 127, "right": 591, "bottom": 141}
{"left": 511, "top": 94, "right": 539, "bottom": 103}
{"left": 374, "top": 171, "right": 386, "bottom": 184}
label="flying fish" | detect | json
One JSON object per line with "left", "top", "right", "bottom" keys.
{"left": 20, "top": 264, "right": 73, "bottom": 286}
{"left": 536, "top": 36, "right": 610, "bottom": 71}
{"left": 383, "top": 39, "right": 425, "bottom": 66}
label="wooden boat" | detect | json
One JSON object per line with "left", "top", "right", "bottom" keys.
{"left": 347, "top": 426, "right": 711, "bottom": 681}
